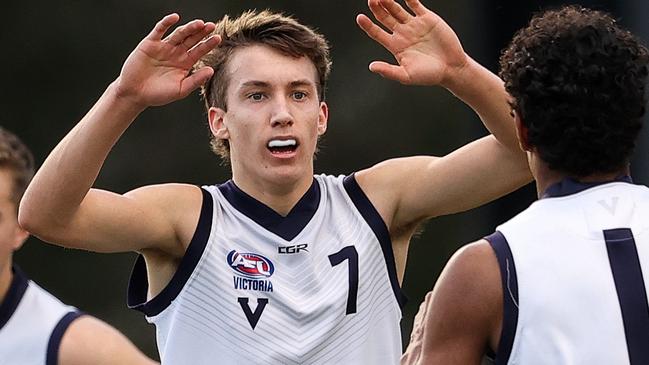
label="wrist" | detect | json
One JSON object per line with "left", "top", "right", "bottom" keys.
{"left": 109, "top": 78, "right": 148, "bottom": 115}
{"left": 439, "top": 55, "right": 476, "bottom": 92}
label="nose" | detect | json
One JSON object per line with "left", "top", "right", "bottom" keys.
{"left": 270, "top": 98, "right": 294, "bottom": 128}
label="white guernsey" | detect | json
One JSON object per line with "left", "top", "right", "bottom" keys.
{"left": 128, "top": 175, "right": 404, "bottom": 364}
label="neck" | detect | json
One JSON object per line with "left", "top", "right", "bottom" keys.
{"left": 0, "top": 260, "right": 12, "bottom": 305}
{"left": 534, "top": 161, "right": 630, "bottom": 198}
{"left": 232, "top": 172, "right": 314, "bottom": 216}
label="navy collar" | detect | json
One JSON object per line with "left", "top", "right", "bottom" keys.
{"left": 542, "top": 175, "right": 633, "bottom": 199}
{"left": 218, "top": 179, "right": 321, "bottom": 241}
{"left": 0, "top": 265, "right": 29, "bottom": 330}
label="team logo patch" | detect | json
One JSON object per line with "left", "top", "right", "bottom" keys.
{"left": 227, "top": 250, "right": 275, "bottom": 278}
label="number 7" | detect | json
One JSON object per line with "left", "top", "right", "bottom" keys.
{"left": 329, "top": 246, "right": 359, "bottom": 315}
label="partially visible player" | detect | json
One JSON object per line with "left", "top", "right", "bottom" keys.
{"left": 401, "top": 6, "right": 649, "bottom": 365}
{"left": 0, "top": 128, "right": 157, "bottom": 364}
{"left": 19, "top": 0, "right": 530, "bottom": 364}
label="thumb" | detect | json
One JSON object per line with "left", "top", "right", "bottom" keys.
{"left": 179, "top": 66, "right": 214, "bottom": 98}
{"left": 369, "top": 61, "right": 410, "bottom": 84}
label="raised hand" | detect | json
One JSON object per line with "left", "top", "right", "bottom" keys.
{"left": 115, "top": 14, "right": 221, "bottom": 109}
{"left": 357, "top": 0, "right": 468, "bottom": 86}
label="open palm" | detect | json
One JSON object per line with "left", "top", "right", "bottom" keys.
{"left": 358, "top": 0, "right": 468, "bottom": 86}
{"left": 116, "top": 14, "right": 221, "bottom": 108}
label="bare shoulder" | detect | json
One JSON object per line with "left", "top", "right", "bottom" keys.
{"left": 403, "top": 239, "right": 502, "bottom": 364}
{"left": 443, "top": 240, "right": 501, "bottom": 304}
{"left": 427, "top": 240, "right": 501, "bottom": 326}
{"left": 355, "top": 156, "right": 439, "bottom": 228}
{"left": 58, "top": 315, "right": 157, "bottom": 365}
{"left": 126, "top": 183, "right": 205, "bottom": 251}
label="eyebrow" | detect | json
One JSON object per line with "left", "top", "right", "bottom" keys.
{"left": 288, "top": 79, "right": 315, "bottom": 88}
{"left": 239, "top": 79, "right": 316, "bottom": 89}
{"left": 240, "top": 80, "right": 271, "bottom": 88}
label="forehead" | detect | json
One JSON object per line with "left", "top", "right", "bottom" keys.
{"left": 226, "top": 44, "right": 318, "bottom": 90}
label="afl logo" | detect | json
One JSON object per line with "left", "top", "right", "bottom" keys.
{"left": 227, "top": 250, "right": 275, "bottom": 278}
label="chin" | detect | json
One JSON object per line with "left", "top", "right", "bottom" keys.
{"left": 263, "top": 160, "right": 312, "bottom": 184}
{"left": 267, "top": 165, "right": 305, "bottom": 181}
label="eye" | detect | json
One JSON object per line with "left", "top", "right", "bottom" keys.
{"left": 247, "top": 92, "right": 266, "bottom": 101}
{"left": 292, "top": 91, "right": 307, "bottom": 101}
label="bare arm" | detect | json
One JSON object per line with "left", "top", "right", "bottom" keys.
{"left": 401, "top": 240, "right": 502, "bottom": 365}
{"left": 357, "top": 136, "right": 528, "bottom": 229}
{"left": 19, "top": 15, "right": 220, "bottom": 254}
{"left": 59, "top": 315, "right": 158, "bottom": 365}
{"left": 356, "top": 0, "right": 530, "bottom": 229}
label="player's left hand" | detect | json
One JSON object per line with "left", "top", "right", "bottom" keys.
{"left": 357, "top": 0, "right": 468, "bottom": 87}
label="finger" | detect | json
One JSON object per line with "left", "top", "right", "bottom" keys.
{"left": 379, "top": 0, "right": 413, "bottom": 23}
{"left": 146, "top": 14, "right": 180, "bottom": 41}
{"left": 179, "top": 67, "right": 214, "bottom": 98}
{"left": 369, "top": 61, "right": 410, "bottom": 83}
{"left": 165, "top": 19, "right": 205, "bottom": 46}
{"left": 180, "top": 22, "right": 216, "bottom": 51}
{"left": 187, "top": 34, "right": 222, "bottom": 63}
{"left": 368, "top": 0, "right": 398, "bottom": 30}
{"left": 357, "top": 14, "right": 392, "bottom": 49}
{"left": 404, "top": 0, "right": 429, "bottom": 16}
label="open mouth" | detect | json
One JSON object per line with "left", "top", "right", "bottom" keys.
{"left": 267, "top": 138, "right": 299, "bottom": 155}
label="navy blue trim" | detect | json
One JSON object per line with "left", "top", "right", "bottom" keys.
{"left": 0, "top": 265, "right": 29, "bottom": 330}
{"left": 342, "top": 173, "right": 407, "bottom": 309}
{"left": 218, "top": 179, "right": 320, "bottom": 241}
{"left": 542, "top": 175, "right": 633, "bottom": 199}
{"left": 603, "top": 228, "right": 649, "bottom": 365}
{"left": 486, "top": 231, "right": 519, "bottom": 365}
{"left": 127, "top": 187, "right": 214, "bottom": 316}
{"left": 46, "top": 311, "right": 83, "bottom": 365}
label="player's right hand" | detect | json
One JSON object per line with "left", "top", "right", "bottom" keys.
{"left": 114, "top": 14, "right": 221, "bottom": 110}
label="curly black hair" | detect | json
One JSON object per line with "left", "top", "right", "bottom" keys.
{"left": 499, "top": 6, "right": 649, "bottom": 177}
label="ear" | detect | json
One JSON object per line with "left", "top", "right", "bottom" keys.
{"left": 208, "top": 106, "right": 230, "bottom": 140}
{"left": 514, "top": 111, "right": 531, "bottom": 151}
{"left": 317, "top": 102, "right": 329, "bottom": 136}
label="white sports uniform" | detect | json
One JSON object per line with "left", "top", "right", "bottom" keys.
{"left": 0, "top": 266, "right": 81, "bottom": 365}
{"left": 486, "top": 177, "right": 649, "bottom": 365}
{"left": 128, "top": 174, "right": 406, "bottom": 364}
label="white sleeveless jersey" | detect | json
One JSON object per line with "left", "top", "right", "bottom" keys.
{"left": 486, "top": 178, "right": 649, "bottom": 365}
{"left": 128, "top": 174, "right": 405, "bottom": 364}
{"left": 0, "top": 266, "right": 81, "bottom": 365}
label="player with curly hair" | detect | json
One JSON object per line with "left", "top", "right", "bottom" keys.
{"left": 402, "top": 5, "right": 649, "bottom": 365}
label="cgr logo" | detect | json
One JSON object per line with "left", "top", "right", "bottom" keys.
{"left": 227, "top": 250, "right": 275, "bottom": 278}
{"left": 278, "top": 244, "right": 309, "bottom": 254}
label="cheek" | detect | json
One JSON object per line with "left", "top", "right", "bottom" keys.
{"left": 301, "top": 120, "right": 321, "bottom": 153}
{"left": 309, "top": 113, "right": 323, "bottom": 138}
{"left": 227, "top": 122, "right": 265, "bottom": 160}
{"left": 233, "top": 125, "right": 259, "bottom": 148}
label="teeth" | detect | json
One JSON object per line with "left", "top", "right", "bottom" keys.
{"left": 268, "top": 139, "right": 296, "bottom": 148}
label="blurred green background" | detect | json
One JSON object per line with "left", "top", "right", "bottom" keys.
{"left": 3, "top": 0, "right": 648, "bottom": 360}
